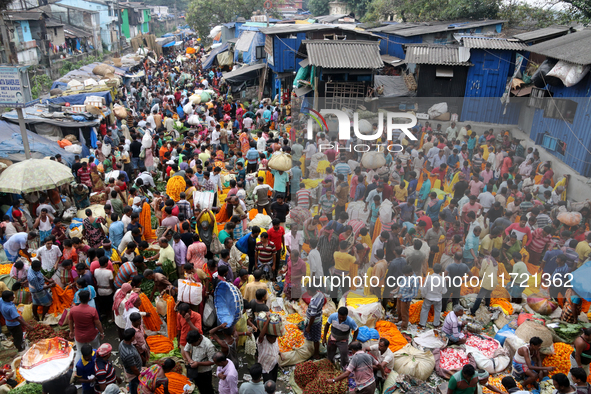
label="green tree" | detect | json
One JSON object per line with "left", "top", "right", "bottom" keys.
{"left": 363, "top": 0, "right": 500, "bottom": 22}
{"left": 559, "top": 0, "right": 591, "bottom": 18}
{"left": 308, "top": 0, "right": 329, "bottom": 16}
{"left": 498, "top": 0, "right": 578, "bottom": 27}
{"left": 187, "top": 0, "right": 269, "bottom": 39}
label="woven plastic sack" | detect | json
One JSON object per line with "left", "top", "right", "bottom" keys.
{"left": 192, "top": 191, "right": 215, "bottom": 210}
{"left": 360, "top": 152, "right": 386, "bottom": 170}
{"left": 203, "top": 297, "right": 216, "bottom": 327}
{"left": 268, "top": 152, "right": 293, "bottom": 172}
{"left": 178, "top": 280, "right": 203, "bottom": 306}
{"left": 465, "top": 344, "right": 510, "bottom": 374}
{"left": 189, "top": 94, "right": 201, "bottom": 105}
{"left": 526, "top": 293, "right": 558, "bottom": 315}
{"left": 379, "top": 200, "right": 394, "bottom": 224}
{"left": 214, "top": 281, "right": 244, "bottom": 327}
{"left": 547, "top": 60, "right": 590, "bottom": 88}
{"left": 113, "top": 105, "right": 127, "bottom": 119}
{"left": 250, "top": 214, "right": 272, "bottom": 230}
{"left": 200, "top": 91, "right": 211, "bottom": 103}
{"left": 515, "top": 320, "right": 553, "bottom": 348}
{"left": 392, "top": 344, "right": 435, "bottom": 381}
{"left": 93, "top": 64, "right": 115, "bottom": 76}
{"left": 347, "top": 201, "right": 370, "bottom": 223}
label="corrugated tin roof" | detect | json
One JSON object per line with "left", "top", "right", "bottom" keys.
{"left": 369, "top": 20, "right": 506, "bottom": 37}
{"left": 222, "top": 63, "right": 266, "bottom": 81}
{"left": 259, "top": 23, "right": 377, "bottom": 37}
{"left": 404, "top": 44, "right": 472, "bottom": 66}
{"left": 64, "top": 25, "right": 92, "bottom": 38}
{"left": 4, "top": 11, "right": 43, "bottom": 21}
{"left": 527, "top": 29, "right": 591, "bottom": 66}
{"left": 46, "top": 19, "right": 64, "bottom": 27}
{"left": 513, "top": 26, "right": 571, "bottom": 42}
{"left": 461, "top": 37, "right": 528, "bottom": 50}
{"left": 303, "top": 40, "right": 383, "bottom": 69}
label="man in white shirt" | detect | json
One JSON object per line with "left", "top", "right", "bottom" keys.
{"left": 243, "top": 117, "right": 253, "bottom": 130}
{"left": 256, "top": 133, "right": 266, "bottom": 153}
{"left": 369, "top": 338, "right": 395, "bottom": 381}
{"left": 136, "top": 172, "right": 156, "bottom": 189}
{"left": 307, "top": 240, "right": 323, "bottom": 280}
{"left": 478, "top": 189, "right": 495, "bottom": 213}
{"left": 37, "top": 238, "right": 62, "bottom": 271}
{"left": 36, "top": 198, "right": 56, "bottom": 219}
{"left": 146, "top": 111, "right": 157, "bottom": 130}
{"left": 419, "top": 264, "right": 447, "bottom": 328}
{"left": 205, "top": 114, "right": 216, "bottom": 132}
{"left": 211, "top": 125, "right": 221, "bottom": 149}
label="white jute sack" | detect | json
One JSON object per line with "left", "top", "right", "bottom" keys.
{"left": 268, "top": 152, "right": 292, "bottom": 172}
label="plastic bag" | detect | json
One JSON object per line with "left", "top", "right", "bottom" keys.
{"left": 178, "top": 280, "right": 203, "bottom": 306}
{"left": 572, "top": 261, "right": 591, "bottom": 301}
{"left": 360, "top": 152, "right": 386, "bottom": 170}
{"left": 557, "top": 211, "right": 583, "bottom": 226}
{"left": 379, "top": 200, "right": 394, "bottom": 224}
{"left": 494, "top": 324, "right": 515, "bottom": 346}
{"left": 413, "top": 330, "right": 448, "bottom": 349}
{"left": 155, "top": 296, "right": 167, "bottom": 316}
{"left": 245, "top": 334, "right": 257, "bottom": 356}
{"left": 357, "top": 326, "right": 380, "bottom": 343}
{"left": 347, "top": 201, "right": 370, "bottom": 223}
{"left": 235, "top": 232, "right": 251, "bottom": 254}
{"left": 428, "top": 102, "right": 448, "bottom": 119}
{"left": 466, "top": 345, "right": 510, "bottom": 374}
{"left": 203, "top": 297, "right": 216, "bottom": 327}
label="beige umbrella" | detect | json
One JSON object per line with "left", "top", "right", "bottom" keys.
{"left": 0, "top": 158, "right": 74, "bottom": 194}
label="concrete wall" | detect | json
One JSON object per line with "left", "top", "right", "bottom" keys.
{"left": 17, "top": 47, "right": 38, "bottom": 65}
{"left": 48, "top": 49, "right": 99, "bottom": 79}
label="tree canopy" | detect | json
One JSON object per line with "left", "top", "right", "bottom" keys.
{"left": 187, "top": 0, "right": 269, "bottom": 40}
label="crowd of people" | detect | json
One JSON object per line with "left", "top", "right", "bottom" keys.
{"left": 1, "top": 46, "right": 591, "bottom": 394}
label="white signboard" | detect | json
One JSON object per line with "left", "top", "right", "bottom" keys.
{"left": 0, "top": 66, "right": 26, "bottom": 108}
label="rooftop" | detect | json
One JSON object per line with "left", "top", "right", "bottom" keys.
{"left": 51, "top": 3, "right": 99, "bottom": 13}
{"left": 259, "top": 23, "right": 377, "bottom": 37}
{"left": 404, "top": 44, "right": 472, "bottom": 66}
{"left": 460, "top": 36, "right": 528, "bottom": 50}
{"left": 527, "top": 28, "right": 591, "bottom": 66}
{"left": 369, "top": 19, "right": 506, "bottom": 37}
{"left": 301, "top": 39, "right": 383, "bottom": 69}
{"left": 4, "top": 11, "right": 44, "bottom": 21}
{"left": 512, "top": 25, "right": 572, "bottom": 43}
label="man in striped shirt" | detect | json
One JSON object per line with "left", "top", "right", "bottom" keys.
{"left": 295, "top": 183, "right": 311, "bottom": 209}
{"left": 333, "top": 155, "right": 351, "bottom": 177}
{"left": 528, "top": 226, "right": 553, "bottom": 266}
{"left": 114, "top": 256, "right": 143, "bottom": 288}
{"left": 255, "top": 233, "right": 276, "bottom": 278}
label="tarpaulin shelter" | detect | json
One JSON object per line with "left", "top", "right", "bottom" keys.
{"left": 202, "top": 43, "right": 230, "bottom": 69}
{"left": 222, "top": 63, "right": 266, "bottom": 92}
{"left": 0, "top": 120, "right": 79, "bottom": 165}
{"left": 233, "top": 30, "right": 265, "bottom": 64}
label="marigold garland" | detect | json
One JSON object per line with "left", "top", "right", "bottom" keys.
{"left": 138, "top": 293, "right": 162, "bottom": 331}
{"left": 542, "top": 342, "right": 573, "bottom": 377}
{"left": 278, "top": 323, "right": 304, "bottom": 353}
{"left": 155, "top": 372, "right": 192, "bottom": 394}
{"left": 147, "top": 335, "right": 174, "bottom": 354}
{"left": 163, "top": 293, "right": 177, "bottom": 341}
{"left": 140, "top": 202, "right": 156, "bottom": 240}
{"left": 375, "top": 320, "right": 408, "bottom": 352}
{"left": 166, "top": 176, "right": 186, "bottom": 202}
{"left": 0, "top": 264, "right": 13, "bottom": 275}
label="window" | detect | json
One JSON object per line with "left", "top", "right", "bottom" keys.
{"left": 436, "top": 66, "right": 453, "bottom": 78}
{"left": 255, "top": 45, "right": 265, "bottom": 60}
{"left": 544, "top": 98, "right": 577, "bottom": 123}
{"left": 528, "top": 87, "right": 547, "bottom": 108}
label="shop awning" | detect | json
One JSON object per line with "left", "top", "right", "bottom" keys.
{"left": 223, "top": 63, "right": 265, "bottom": 83}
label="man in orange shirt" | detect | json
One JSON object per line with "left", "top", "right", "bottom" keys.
{"left": 176, "top": 302, "right": 202, "bottom": 348}
{"left": 159, "top": 144, "right": 169, "bottom": 162}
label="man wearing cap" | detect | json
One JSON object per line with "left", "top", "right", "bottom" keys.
{"left": 95, "top": 343, "right": 121, "bottom": 392}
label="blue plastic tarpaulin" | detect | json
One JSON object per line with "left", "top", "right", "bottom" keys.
{"left": 44, "top": 90, "right": 113, "bottom": 107}
{"left": 0, "top": 121, "right": 79, "bottom": 165}
{"left": 51, "top": 81, "right": 68, "bottom": 90}
{"left": 162, "top": 41, "right": 175, "bottom": 48}
{"left": 202, "top": 43, "right": 230, "bottom": 69}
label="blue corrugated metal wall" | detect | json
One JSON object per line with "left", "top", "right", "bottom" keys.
{"left": 269, "top": 32, "right": 306, "bottom": 73}
{"left": 461, "top": 49, "right": 521, "bottom": 124}
{"left": 529, "top": 73, "right": 591, "bottom": 176}
{"left": 375, "top": 33, "right": 422, "bottom": 58}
